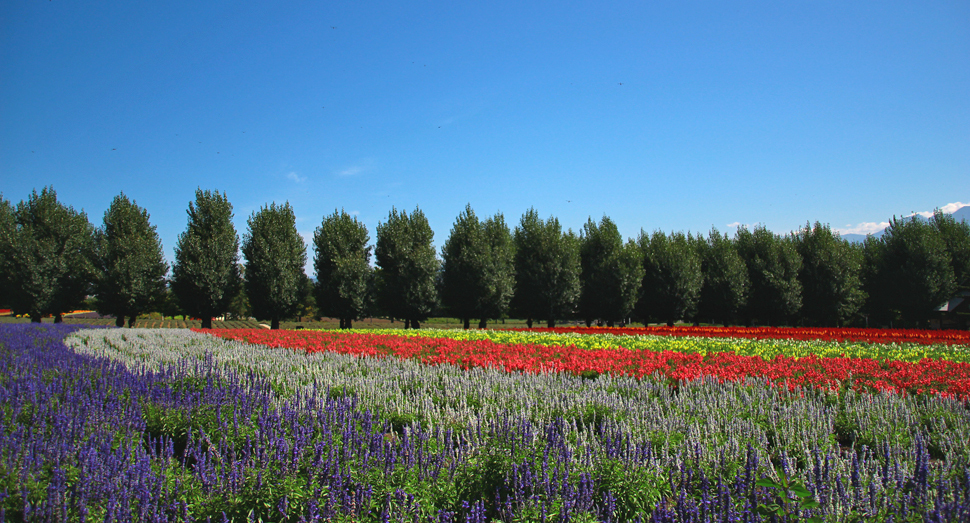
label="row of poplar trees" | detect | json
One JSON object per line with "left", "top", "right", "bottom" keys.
{"left": 2, "top": 187, "right": 968, "bottom": 329}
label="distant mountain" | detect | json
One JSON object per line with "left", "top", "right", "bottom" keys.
{"left": 840, "top": 206, "right": 969, "bottom": 244}
{"left": 953, "top": 205, "right": 970, "bottom": 223}
{"left": 840, "top": 232, "right": 876, "bottom": 244}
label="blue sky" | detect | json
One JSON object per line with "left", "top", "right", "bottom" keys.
{"left": 2, "top": 0, "right": 967, "bottom": 274}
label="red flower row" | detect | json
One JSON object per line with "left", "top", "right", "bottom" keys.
{"left": 504, "top": 326, "right": 970, "bottom": 346}
{"left": 200, "top": 329, "right": 970, "bottom": 399}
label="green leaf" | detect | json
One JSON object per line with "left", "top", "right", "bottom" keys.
{"left": 756, "top": 478, "right": 781, "bottom": 489}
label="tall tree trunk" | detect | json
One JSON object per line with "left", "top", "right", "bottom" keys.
{"left": 54, "top": 314, "right": 62, "bottom": 323}
{"left": 346, "top": 318, "right": 353, "bottom": 329}
{"left": 547, "top": 319, "right": 555, "bottom": 328}
{"left": 339, "top": 318, "right": 345, "bottom": 329}
{"left": 526, "top": 318, "right": 533, "bottom": 329}
{"left": 585, "top": 318, "right": 592, "bottom": 327}
{"left": 30, "top": 313, "right": 41, "bottom": 323}
{"left": 271, "top": 318, "right": 280, "bottom": 330}
{"left": 201, "top": 317, "right": 212, "bottom": 329}
{"left": 404, "top": 318, "right": 410, "bottom": 329}
{"left": 607, "top": 320, "right": 614, "bottom": 327}
{"left": 478, "top": 318, "right": 487, "bottom": 329}
{"left": 463, "top": 317, "right": 470, "bottom": 330}
{"left": 412, "top": 320, "right": 420, "bottom": 329}
{"left": 115, "top": 316, "right": 125, "bottom": 327}
{"left": 128, "top": 316, "right": 137, "bottom": 328}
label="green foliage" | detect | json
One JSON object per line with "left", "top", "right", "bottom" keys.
{"left": 242, "top": 202, "right": 307, "bottom": 329}
{"left": 313, "top": 209, "right": 372, "bottom": 326}
{"left": 735, "top": 225, "right": 803, "bottom": 326}
{"left": 512, "top": 208, "right": 581, "bottom": 327}
{"left": 636, "top": 230, "right": 702, "bottom": 326}
{"left": 755, "top": 472, "right": 822, "bottom": 523}
{"left": 171, "top": 189, "right": 241, "bottom": 328}
{"left": 694, "top": 228, "right": 749, "bottom": 325}
{"left": 0, "top": 187, "right": 96, "bottom": 321}
{"left": 593, "top": 459, "right": 669, "bottom": 521}
{"left": 225, "top": 267, "right": 252, "bottom": 320}
{"left": 930, "top": 210, "right": 970, "bottom": 292}
{"left": 794, "top": 222, "right": 865, "bottom": 327}
{"left": 0, "top": 195, "right": 13, "bottom": 309}
{"left": 93, "top": 193, "right": 169, "bottom": 327}
{"left": 157, "top": 286, "right": 184, "bottom": 319}
{"left": 375, "top": 207, "right": 438, "bottom": 326}
{"left": 440, "top": 205, "right": 515, "bottom": 328}
{"left": 480, "top": 212, "right": 515, "bottom": 324}
{"left": 862, "top": 216, "right": 955, "bottom": 327}
{"left": 578, "top": 216, "right": 644, "bottom": 325}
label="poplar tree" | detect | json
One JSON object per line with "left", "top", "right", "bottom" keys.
{"left": 313, "top": 209, "right": 372, "bottom": 329}
{"left": 94, "top": 193, "right": 169, "bottom": 327}
{"left": 512, "top": 209, "right": 580, "bottom": 328}
{"left": 242, "top": 202, "right": 307, "bottom": 330}
{"left": 0, "top": 187, "right": 96, "bottom": 322}
{"left": 794, "top": 222, "right": 865, "bottom": 326}
{"left": 0, "top": 196, "right": 12, "bottom": 309}
{"left": 171, "top": 189, "right": 241, "bottom": 329}
{"left": 735, "top": 225, "right": 802, "bottom": 326}
{"left": 694, "top": 228, "right": 748, "bottom": 325}
{"left": 375, "top": 207, "right": 438, "bottom": 329}
{"left": 930, "top": 210, "right": 970, "bottom": 292}
{"left": 578, "top": 216, "right": 643, "bottom": 326}
{"left": 863, "top": 216, "right": 954, "bottom": 327}
{"left": 478, "top": 213, "right": 515, "bottom": 328}
{"left": 636, "top": 230, "right": 702, "bottom": 326}
{"left": 441, "top": 205, "right": 515, "bottom": 329}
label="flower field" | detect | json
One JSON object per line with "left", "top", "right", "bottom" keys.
{"left": 3, "top": 324, "right": 970, "bottom": 521}
{"left": 504, "top": 327, "right": 970, "bottom": 347}
{"left": 205, "top": 329, "right": 970, "bottom": 399}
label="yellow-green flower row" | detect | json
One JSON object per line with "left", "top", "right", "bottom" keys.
{"left": 328, "top": 328, "right": 970, "bottom": 363}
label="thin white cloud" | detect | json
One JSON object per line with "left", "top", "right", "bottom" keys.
{"left": 834, "top": 201, "right": 967, "bottom": 237}
{"left": 338, "top": 166, "right": 363, "bottom": 177}
{"left": 287, "top": 172, "right": 307, "bottom": 183}
{"left": 910, "top": 201, "right": 968, "bottom": 219}
{"left": 835, "top": 222, "right": 890, "bottom": 236}
{"left": 726, "top": 222, "right": 759, "bottom": 230}
{"left": 349, "top": 210, "right": 360, "bottom": 216}
{"left": 335, "top": 158, "right": 377, "bottom": 177}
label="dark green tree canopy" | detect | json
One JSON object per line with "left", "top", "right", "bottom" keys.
{"left": 694, "top": 228, "right": 748, "bottom": 326}
{"left": 930, "top": 210, "right": 970, "bottom": 292}
{"left": 441, "top": 205, "right": 515, "bottom": 328}
{"left": 735, "top": 225, "right": 803, "bottom": 326}
{"left": 512, "top": 208, "right": 580, "bottom": 328}
{"left": 242, "top": 202, "right": 307, "bottom": 330}
{"left": 314, "top": 209, "right": 372, "bottom": 328}
{"left": 171, "top": 189, "right": 241, "bottom": 329}
{"left": 0, "top": 187, "right": 95, "bottom": 322}
{"left": 478, "top": 212, "right": 516, "bottom": 326}
{"left": 863, "top": 216, "right": 955, "bottom": 327}
{"left": 94, "top": 193, "right": 169, "bottom": 327}
{"left": 635, "top": 230, "right": 702, "bottom": 326}
{"left": 0, "top": 195, "right": 13, "bottom": 309}
{"left": 578, "top": 216, "right": 643, "bottom": 325}
{"left": 375, "top": 207, "right": 438, "bottom": 328}
{"left": 794, "top": 222, "right": 865, "bottom": 327}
